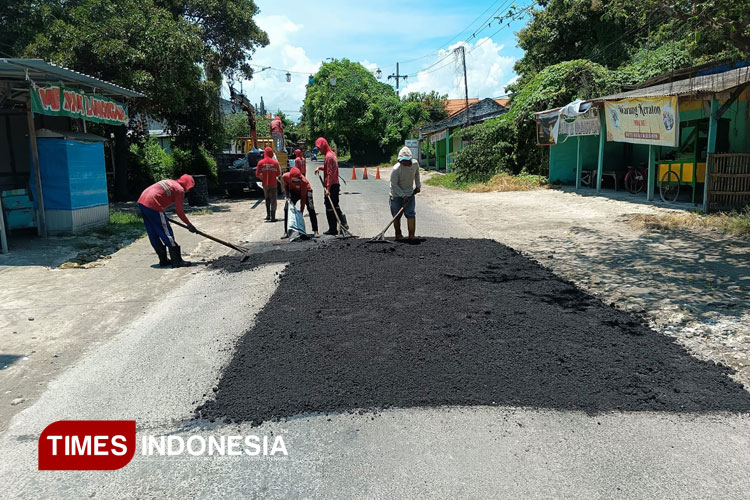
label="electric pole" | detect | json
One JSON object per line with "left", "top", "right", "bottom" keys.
{"left": 455, "top": 46, "right": 470, "bottom": 127}
{"left": 388, "top": 63, "right": 408, "bottom": 93}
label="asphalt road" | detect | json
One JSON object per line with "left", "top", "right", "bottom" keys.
{"left": 1, "top": 166, "right": 749, "bottom": 499}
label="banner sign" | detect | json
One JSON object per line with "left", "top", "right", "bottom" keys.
{"left": 536, "top": 111, "right": 559, "bottom": 146}
{"left": 430, "top": 130, "right": 447, "bottom": 144}
{"left": 556, "top": 105, "right": 600, "bottom": 139}
{"left": 604, "top": 96, "right": 678, "bottom": 147}
{"left": 31, "top": 85, "right": 129, "bottom": 126}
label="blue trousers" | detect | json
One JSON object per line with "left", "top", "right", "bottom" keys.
{"left": 138, "top": 204, "right": 177, "bottom": 249}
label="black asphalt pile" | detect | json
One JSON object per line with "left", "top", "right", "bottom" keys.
{"left": 198, "top": 238, "right": 750, "bottom": 425}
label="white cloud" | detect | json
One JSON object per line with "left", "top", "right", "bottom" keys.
{"left": 401, "top": 39, "right": 517, "bottom": 99}
{"left": 232, "top": 15, "right": 320, "bottom": 120}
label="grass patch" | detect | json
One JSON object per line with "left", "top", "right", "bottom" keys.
{"left": 189, "top": 208, "right": 214, "bottom": 216}
{"left": 629, "top": 207, "right": 750, "bottom": 237}
{"left": 426, "top": 172, "right": 550, "bottom": 192}
{"left": 59, "top": 210, "right": 145, "bottom": 268}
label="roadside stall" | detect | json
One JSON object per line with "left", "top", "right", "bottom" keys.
{"left": 0, "top": 58, "right": 143, "bottom": 253}
{"left": 537, "top": 62, "right": 750, "bottom": 211}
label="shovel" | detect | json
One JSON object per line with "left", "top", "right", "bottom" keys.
{"left": 316, "top": 172, "right": 353, "bottom": 238}
{"left": 368, "top": 197, "right": 410, "bottom": 243}
{"left": 166, "top": 217, "right": 251, "bottom": 262}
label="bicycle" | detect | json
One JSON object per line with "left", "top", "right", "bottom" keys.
{"left": 624, "top": 163, "right": 647, "bottom": 194}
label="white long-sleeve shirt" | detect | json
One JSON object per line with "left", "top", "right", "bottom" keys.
{"left": 389, "top": 160, "right": 421, "bottom": 198}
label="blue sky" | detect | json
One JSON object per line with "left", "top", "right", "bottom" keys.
{"left": 237, "top": 0, "right": 534, "bottom": 119}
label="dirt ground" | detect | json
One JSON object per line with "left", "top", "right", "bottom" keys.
{"left": 420, "top": 182, "right": 750, "bottom": 392}
{"left": 0, "top": 197, "right": 263, "bottom": 432}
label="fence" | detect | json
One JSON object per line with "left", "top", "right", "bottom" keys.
{"left": 704, "top": 153, "right": 750, "bottom": 213}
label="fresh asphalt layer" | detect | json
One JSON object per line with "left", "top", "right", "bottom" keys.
{"left": 1, "top": 166, "right": 750, "bottom": 499}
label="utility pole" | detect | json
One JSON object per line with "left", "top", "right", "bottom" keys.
{"left": 388, "top": 63, "right": 408, "bottom": 93}
{"left": 455, "top": 46, "right": 470, "bottom": 127}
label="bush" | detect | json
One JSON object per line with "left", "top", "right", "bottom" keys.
{"left": 172, "top": 146, "right": 219, "bottom": 189}
{"left": 452, "top": 59, "right": 616, "bottom": 181}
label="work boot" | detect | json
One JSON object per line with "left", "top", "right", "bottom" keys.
{"left": 393, "top": 219, "right": 404, "bottom": 240}
{"left": 154, "top": 245, "right": 171, "bottom": 267}
{"left": 168, "top": 245, "right": 191, "bottom": 268}
{"left": 324, "top": 210, "right": 338, "bottom": 235}
{"left": 407, "top": 218, "right": 416, "bottom": 240}
{"left": 264, "top": 202, "right": 270, "bottom": 221}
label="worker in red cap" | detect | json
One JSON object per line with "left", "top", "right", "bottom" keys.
{"left": 282, "top": 167, "right": 319, "bottom": 237}
{"left": 314, "top": 137, "right": 347, "bottom": 235}
{"left": 255, "top": 146, "right": 282, "bottom": 222}
{"left": 137, "top": 174, "right": 196, "bottom": 268}
{"left": 294, "top": 148, "right": 306, "bottom": 176}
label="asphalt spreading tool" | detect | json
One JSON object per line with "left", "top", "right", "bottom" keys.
{"left": 367, "top": 197, "right": 410, "bottom": 243}
{"left": 167, "top": 217, "right": 251, "bottom": 262}
{"left": 316, "top": 172, "right": 353, "bottom": 239}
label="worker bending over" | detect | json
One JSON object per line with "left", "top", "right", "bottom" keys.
{"left": 282, "top": 167, "right": 319, "bottom": 238}
{"left": 294, "top": 148, "right": 307, "bottom": 176}
{"left": 137, "top": 174, "right": 196, "bottom": 267}
{"left": 256, "top": 146, "right": 282, "bottom": 222}
{"left": 314, "top": 137, "right": 347, "bottom": 235}
{"left": 390, "top": 146, "right": 421, "bottom": 241}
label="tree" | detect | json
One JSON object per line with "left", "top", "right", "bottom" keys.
{"left": 304, "top": 59, "right": 406, "bottom": 162}
{"left": 608, "top": 0, "right": 750, "bottom": 55}
{"left": 402, "top": 91, "right": 448, "bottom": 126}
{"left": 3, "top": 0, "right": 268, "bottom": 198}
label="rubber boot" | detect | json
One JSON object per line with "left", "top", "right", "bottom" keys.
{"left": 393, "top": 219, "right": 404, "bottom": 240}
{"left": 154, "top": 245, "right": 171, "bottom": 267}
{"left": 323, "top": 209, "right": 338, "bottom": 235}
{"left": 168, "top": 245, "right": 191, "bottom": 268}
{"left": 264, "top": 200, "right": 270, "bottom": 221}
{"left": 407, "top": 218, "right": 416, "bottom": 240}
{"left": 339, "top": 213, "right": 348, "bottom": 230}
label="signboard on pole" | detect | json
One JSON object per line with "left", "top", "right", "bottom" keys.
{"left": 604, "top": 96, "right": 678, "bottom": 147}
{"left": 405, "top": 139, "right": 420, "bottom": 162}
{"left": 31, "top": 84, "right": 129, "bottom": 126}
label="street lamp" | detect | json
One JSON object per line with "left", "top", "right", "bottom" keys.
{"left": 375, "top": 68, "right": 382, "bottom": 80}
{"left": 286, "top": 72, "right": 291, "bottom": 83}
{"left": 330, "top": 75, "right": 337, "bottom": 86}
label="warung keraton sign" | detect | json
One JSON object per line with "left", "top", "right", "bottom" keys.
{"left": 604, "top": 96, "right": 678, "bottom": 147}
{"left": 31, "top": 84, "right": 129, "bottom": 126}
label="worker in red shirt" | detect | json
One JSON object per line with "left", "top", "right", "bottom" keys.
{"left": 294, "top": 148, "right": 306, "bottom": 176}
{"left": 137, "top": 174, "right": 196, "bottom": 268}
{"left": 282, "top": 167, "right": 318, "bottom": 237}
{"left": 255, "top": 146, "right": 282, "bottom": 222}
{"left": 270, "top": 115, "right": 284, "bottom": 152}
{"left": 314, "top": 137, "right": 347, "bottom": 235}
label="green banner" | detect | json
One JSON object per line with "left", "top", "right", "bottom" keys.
{"left": 31, "top": 84, "right": 129, "bottom": 126}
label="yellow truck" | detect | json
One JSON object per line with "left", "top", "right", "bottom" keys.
{"left": 244, "top": 137, "right": 289, "bottom": 173}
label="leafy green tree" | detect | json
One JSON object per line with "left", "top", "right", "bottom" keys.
{"left": 456, "top": 60, "right": 616, "bottom": 179}
{"left": 402, "top": 91, "right": 448, "bottom": 126}
{"left": 608, "top": 0, "right": 750, "bottom": 55}
{"left": 3, "top": 0, "right": 268, "bottom": 198}
{"left": 304, "top": 59, "right": 406, "bottom": 162}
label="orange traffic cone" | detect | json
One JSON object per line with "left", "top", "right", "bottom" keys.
{"left": 351, "top": 167, "right": 357, "bottom": 180}
{"left": 362, "top": 167, "right": 368, "bottom": 179}
{"left": 375, "top": 167, "right": 381, "bottom": 180}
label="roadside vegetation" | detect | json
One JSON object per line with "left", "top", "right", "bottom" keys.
{"left": 629, "top": 208, "right": 750, "bottom": 237}
{"left": 426, "top": 172, "right": 550, "bottom": 193}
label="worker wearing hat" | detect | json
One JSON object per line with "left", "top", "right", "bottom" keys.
{"left": 137, "top": 174, "right": 196, "bottom": 267}
{"left": 389, "top": 146, "right": 421, "bottom": 241}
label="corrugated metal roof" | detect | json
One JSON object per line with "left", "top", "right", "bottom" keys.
{"left": 595, "top": 65, "right": 750, "bottom": 101}
{"left": 421, "top": 98, "right": 508, "bottom": 134}
{"left": 0, "top": 58, "right": 144, "bottom": 98}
